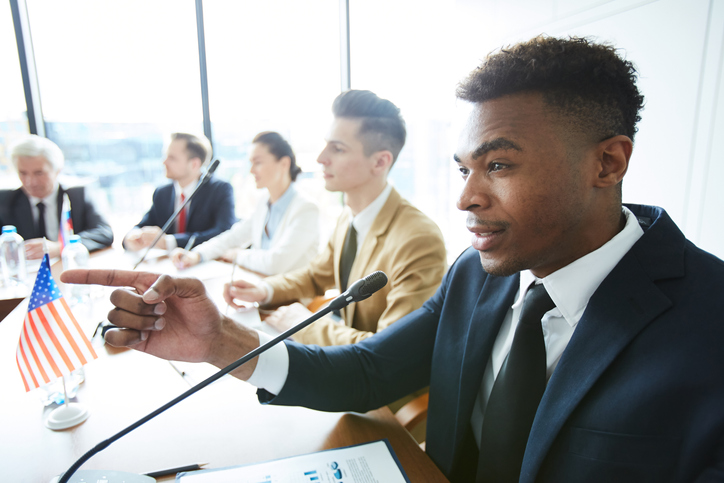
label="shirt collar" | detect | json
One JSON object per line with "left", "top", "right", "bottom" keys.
{"left": 28, "top": 183, "right": 59, "bottom": 206}
{"left": 349, "top": 183, "right": 393, "bottom": 241}
{"left": 269, "top": 183, "right": 296, "bottom": 211}
{"left": 515, "top": 206, "right": 645, "bottom": 327}
{"left": 174, "top": 177, "right": 200, "bottom": 199}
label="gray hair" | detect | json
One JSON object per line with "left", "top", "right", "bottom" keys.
{"left": 9, "top": 135, "right": 65, "bottom": 172}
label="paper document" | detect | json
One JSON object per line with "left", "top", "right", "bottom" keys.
{"left": 176, "top": 439, "right": 409, "bottom": 483}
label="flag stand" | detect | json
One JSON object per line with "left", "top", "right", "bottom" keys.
{"left": 45, "top": 375, "right": 90, "bottom": 431}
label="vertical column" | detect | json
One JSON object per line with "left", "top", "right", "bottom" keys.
{"left": 10, "top": 0, "right": 44, "bottom": 137}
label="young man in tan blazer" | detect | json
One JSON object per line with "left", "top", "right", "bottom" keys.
{"left": 225, "top": 90, "right": 447, "bottom": 347}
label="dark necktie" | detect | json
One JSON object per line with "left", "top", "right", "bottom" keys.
{"left": 477, "top": 283, "right": 556, "bottom": 483}
{"left": 36, "top": 201, "right": 47, "bottom": 239}
{"left": 339, "top": 222, "right": 357, "bottom": 292}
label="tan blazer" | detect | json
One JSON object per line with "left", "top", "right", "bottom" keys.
{"left": 266, "top": 187, "right": 447, "bottom": 346}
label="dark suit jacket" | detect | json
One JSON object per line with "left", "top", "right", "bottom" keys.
{"left": 134, "top": 176, "right": 235, "bottom": 249}
{"left": 0, "top": 186, "right": 113, "bottom": 252}
{"left": 262, "top": 205, "right": 724, "bottom": 483}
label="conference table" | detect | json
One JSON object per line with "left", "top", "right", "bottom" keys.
{"left": 0, "top": 248, "right": 449, "bottom": 482}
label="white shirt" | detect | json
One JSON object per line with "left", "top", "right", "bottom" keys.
{"left": 28, "top": 184, "right": 60, "bottom": 241}
{"left": 470, "top": 207, "right": 645, "bottom": 446}
{"left": 164, "top": 178, "right": 200, "bottom": 251}
{"left": 247, "top": 184, "right": 393, "bottom": 393}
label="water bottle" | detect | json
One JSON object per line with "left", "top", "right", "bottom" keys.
{"left": 0, "top": 225, "right": 27, "bottom": 291}
{"left": 61, "top": 235, "right": 90, "bottom": 305}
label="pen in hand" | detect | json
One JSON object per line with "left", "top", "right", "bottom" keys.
{"left": 144, "top": 462, "right": 207, "bottom": 478}
{"left": 183, "top": 234, "right": 197, "bottom": 252}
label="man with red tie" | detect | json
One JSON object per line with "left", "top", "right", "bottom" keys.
{"left": 123, "top": 132, "right": 235, "bottom": 252}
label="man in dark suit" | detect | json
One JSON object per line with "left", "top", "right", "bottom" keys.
{"left": 1, "top": 135, "right": 113, "bottom": 259}
{"left": 63, "top": 37, "right": 724, "bottom": 483}
{"left": 123, "top": 132, "right": 235, "bottom": 252}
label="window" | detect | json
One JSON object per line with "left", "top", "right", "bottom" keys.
{"left": 0, "top": 1, "right": 30, "bottom": 188}
{"left": 26, "top": 0, "right": 205, "bottom": 239}
{"left": 203, "top": 0, "right": 342, "bottom": 229}
{"left": 349, "top": 0, "right": 472, "bottom": 261}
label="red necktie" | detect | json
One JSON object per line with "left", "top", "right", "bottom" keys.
{"left": 177, "top": 193, "right": 186, "bottom": 234}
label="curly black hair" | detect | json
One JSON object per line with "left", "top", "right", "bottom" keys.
{"left": 456, "top": 36, "right": 645, "bottom": 143}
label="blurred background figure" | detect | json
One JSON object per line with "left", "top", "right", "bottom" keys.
{"left": 171, "top": 131, "right": 319, "bottom": 276}
{"left": 0, "top": 135, "right": 113, "bottom": 259}
{"left": 123, "top": 132, "right": 235, "bottom": 252}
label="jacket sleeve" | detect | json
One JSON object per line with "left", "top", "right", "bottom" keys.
{"left": 235, "top": 198, "right": 320, "bottom": 276}
{"left": 192, "top": 217, "right": 253, "bottom": 262}
{"left": 258, "top": 273, "right": 449, "bottom": 412}
{"left": 292, "top": 227, "right": 447, "bottom": 346}
{"left": 69, "top": 188, "right": 114, "bottom": 252}
{"left": 173, "top": 180, "right": 236, "bottom": 249}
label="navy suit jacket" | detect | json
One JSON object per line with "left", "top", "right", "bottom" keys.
{"left": 263, "top": 205, "right": 724, "bottom": 483}
{"left": 0, "top": 185, "right": 113, "bottom": 252}
{"left": 134, "top": 176, "right": 235, "bottom": 249}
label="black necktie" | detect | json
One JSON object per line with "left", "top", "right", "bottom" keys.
{"left": 477, "top": 283, "right": 556, "bottom": 483}
{"left": 339, "top": 222, "right": 357, "bottom": 292}
{"left": 36, "top": 201, "right": 47, "bottom": 239}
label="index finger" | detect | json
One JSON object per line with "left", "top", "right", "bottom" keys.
{"left": 61, "top": 269, "right": 161, "bottom": 293}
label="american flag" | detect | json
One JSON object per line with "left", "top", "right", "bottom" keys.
{"left": 57, "top": 193, "right": 75, "bottom": 254}
{"left": 16, "top": 254, "right": 97, "bottom": 392}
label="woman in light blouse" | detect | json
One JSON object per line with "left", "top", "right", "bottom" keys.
{"left": 171, "top": 131, "right": 320, "bottom": 276}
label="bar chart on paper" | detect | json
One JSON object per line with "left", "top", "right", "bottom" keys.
{"left": 177, "top": 440, "right": 410, "bottom": 483}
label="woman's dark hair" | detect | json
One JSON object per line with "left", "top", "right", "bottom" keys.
{"left": 252, "top": 131, "right": 302, "bottom": 181}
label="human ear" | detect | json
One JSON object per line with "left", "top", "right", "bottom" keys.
{"left": 372, "top": 150, "right": 394, "bottom": 173}
{"left": 594, "top": 135, "right": 632, "bottom": 188}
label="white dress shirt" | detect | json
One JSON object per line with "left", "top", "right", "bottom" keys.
{"left": 470, "top": 207, "right": 644, "bottom": 445}
{"left": 28, "top": 184, "right": 60, "bottom": 240}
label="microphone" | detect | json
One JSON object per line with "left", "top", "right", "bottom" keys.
{"left": 327, "top": 270, "right": 388, "bottom": 310}
{"left": 133, "top": 159, "right": 221, "bottom": 269}
{"left": 57, "top": 271, "right": 388, "bottom": 483}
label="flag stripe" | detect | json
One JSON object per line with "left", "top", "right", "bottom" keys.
{"left": 47, "top": 301, "right": 87, "bottom": 366}
{"left": 20, "top": 320, "right": 50, "bottom": 384}
{"left": 60, "top": 297, "right": 97, "bottom": 359}
{"left": 28, "top": 310, "right": 62, "bottom": 377}
{"left": 26, "top": 311, "right": 58, "bottom": 381}
{"left": 35, "top": 307, "right": 74, "bottom": 373}
{"left": 16, "top": 338, "right": 38, "bottom": 391}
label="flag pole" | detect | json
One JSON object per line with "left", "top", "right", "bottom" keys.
{"left": 62, "top": 375, "right": 68, "bottom": 409}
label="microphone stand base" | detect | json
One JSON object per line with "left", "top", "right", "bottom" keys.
{"left": 46, "top": 402, "right": 90, "bottom": 430}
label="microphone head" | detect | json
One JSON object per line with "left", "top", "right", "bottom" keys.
{"left": 206, "top": 159, "right": 220, "bottom": 175}
{"left": 359, "top": 270, "right": 388, "bottom": 297}
{"left": 327, "top": 271, "right": 388, "bottom": 311}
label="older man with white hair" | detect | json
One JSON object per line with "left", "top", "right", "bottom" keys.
{"left": 0, "top": 135, "right": 113, "bottom": 259}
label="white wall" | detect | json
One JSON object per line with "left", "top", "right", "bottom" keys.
{"left": 453, "top": 0, "right": 724, "bottom": 259}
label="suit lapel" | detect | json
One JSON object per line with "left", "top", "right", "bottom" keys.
{"left": 522, "top": 211, "right": 685, "bottom": 481}
{"left": 448, "top": 273, "right": 519, "bottom": 469}
{"left": 56, "top": 186, "right": 65, "bottom": 223}
{"left": 344, "top": 189, "right": 402, "bottom": 324}
{"left": 14, "top": 189, "right": 36, "bottom": 238}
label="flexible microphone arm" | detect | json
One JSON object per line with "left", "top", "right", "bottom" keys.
{"left": 58, "top": 271, "right": 388, "bottom": 483}
{"left": 133, "top": 159, "right": 221, "bottom": 270}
